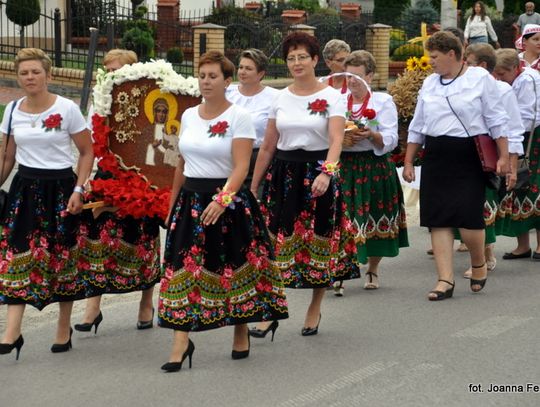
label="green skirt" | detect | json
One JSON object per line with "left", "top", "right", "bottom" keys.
{"left": 496, "top": 127, "right": 540, "bottom": 236}
{"left": 341, "top": 151, "right": 409, "bottom": 264}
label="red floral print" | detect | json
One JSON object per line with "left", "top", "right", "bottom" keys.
{"left": 208, "top": 121, "right": 229, "bottom": 138}
{"left": 42, "top": 114, "right": 62, "bottom": 131}
{"left": 307, "top": 99, "right": 329, "bottom": 116}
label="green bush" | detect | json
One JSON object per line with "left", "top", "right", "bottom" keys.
{"left": 6, "top": 0, "right": 40, "bottom": 27}
{"left": 390, "top": 28, "right": 407, "bottom": 55}
{"left": 391, "top": 43, "right": 424, "bottom": 61}
{"left": 166, "top": 47, "right": 184, "bottom": 64}
{"left": 374, "top": 0, "right": 411, "bottom": 25}
{"left": 400, "top": 0, "right": 439, "bottom": 39}
{"left": 288, "top": 0, "right": 320, "bottom": 14}
{"left": 121, "top": 27, "right": 155, "bottom": 61}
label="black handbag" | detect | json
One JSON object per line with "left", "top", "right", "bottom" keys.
{"left": 0, "top": 99, "right": 19, "bottom": 220}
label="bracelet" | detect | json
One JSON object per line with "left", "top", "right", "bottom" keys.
{"left": 317, "top": 160, "right": 340, "bottom": 177}
{"left": 212, "top": 190, "right": 240, "bottom": 209}
{"left": 73, "top": 185, "right": 85, "bottom": 194}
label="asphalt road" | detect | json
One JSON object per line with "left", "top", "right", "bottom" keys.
{"left": 0, "top": 224, "right": 539, "bottom": 407}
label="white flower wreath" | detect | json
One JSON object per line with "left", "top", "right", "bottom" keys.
{"left": 92, "top": 59, "right": 201, "bottom": 116}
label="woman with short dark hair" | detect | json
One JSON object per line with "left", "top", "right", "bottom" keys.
{"left": 403, "top": 31, "right": 510, "bottom": 300}
{"left": 250, "top": 32, "right": 360, "bottom": 337}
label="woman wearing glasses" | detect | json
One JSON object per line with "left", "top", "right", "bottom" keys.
{"left": 251, "top": 32, "right": 360, "bottom": 338}
{"left": 322, "top": 39, "right": 351, "bottom": 94}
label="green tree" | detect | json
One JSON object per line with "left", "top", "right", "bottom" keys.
{"left": 373, "top": 0, "right": 411, "bottom": 26}
{"left": 460, "top": 0, "right": 496, "bottom": 13}
{"left": 6, "top": 0, "right": 40, "bottom": 48}
{"left": 400, "top": 0, "right": 439, "bottom": 39}
{"left": 121, "top": 6, "right": 155, "bottom": 61}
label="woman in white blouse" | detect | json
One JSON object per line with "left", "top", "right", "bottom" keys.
{"left": 158, "top": 51, "right": 287, "bottom": 372}
{"left": 464, "top": 1, "right": 500, "bottom": 48}
{"left": 0, "top": 48, "right": 93, "bottom": 358}
{"left": 403, "top": 31, "right": 509, "bottom": 300}
{"left": 493, "top": 49, "right": 540, "bottom": 261}
{"left": 251, "top": 32, "right": 360, "bottom": 336}
{"left": 335, "top": 50, "right": 408, "bottom": 295}
{"left": 226, "top": 48, "right": 278, "bottom": 188}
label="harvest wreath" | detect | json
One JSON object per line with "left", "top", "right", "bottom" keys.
{"left": 86, "top": 60, "right": 200, "bottom": 220}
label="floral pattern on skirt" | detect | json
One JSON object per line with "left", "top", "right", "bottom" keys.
{"left": 78, "top": 213, "right": 161, "bottom": 296}
{"left": 340, "top": 151, "right": 408, "bottom": 264}
{"left": 0, "top": 167, "right": 85, "bottom": 310}
{"left": 455, "top": 187, "right": 499, "bottom": 245}
{"left": 496, "top": 127, "right": 540, "bottom": 236}
{"left": 158, "top": 179, "right": 288, "bottom": 332}
{"left": 260, "top": 154, "right": 361, "bottom": 289}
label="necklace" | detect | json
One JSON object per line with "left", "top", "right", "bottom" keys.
{"left": 439, "top": 63, "right": 465, "bottom": 86}
{"left": 347, "top": 93, "right": 370, "bottom": 120}
{"left": 329, "top": 76, "right": 348, "bottom": 94}
{"left": 29, "top": 113, "right": 42, "bottom": 128}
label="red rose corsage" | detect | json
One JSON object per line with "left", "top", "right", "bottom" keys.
{"left": 307, "top": 99, "right": 329, "bottom": 117}
{"left": 42, "top": 113, "right": 63, "bottom": 132}
{"left": 316, "top": 160, "right": 340, "bottom": 177}
{"left": 208, "top": 121, "right": 229, "bottom": 138}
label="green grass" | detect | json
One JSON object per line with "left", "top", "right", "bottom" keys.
{"left": 0, "top": 105, "right": 5, "bottom": 120}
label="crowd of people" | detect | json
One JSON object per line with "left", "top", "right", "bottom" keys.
{"left": 0, "top": 7, "right": 539, "bottom": 371}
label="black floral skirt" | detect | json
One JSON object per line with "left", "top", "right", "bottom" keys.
{"left": 260, "top": 149, "right": 361, "bottom": 289}
{"left": 78, "top": 168, "right": 161, "bottom": 297}
{"left": 158, "top": 177, "right": 288, "bottom": 332}
{"left": 0, "top": 165, "right": 85, "bottom": 310}
{"left": 78, "top": 211, "right": 161, "bottom": 297}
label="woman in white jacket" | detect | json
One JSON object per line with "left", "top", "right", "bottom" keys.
{"left": 464, "top": 1, "right": 500, "bottom": 48}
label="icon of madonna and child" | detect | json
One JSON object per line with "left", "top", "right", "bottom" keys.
{"left": 144, "top": 89, "right": 181, "bottom": 168}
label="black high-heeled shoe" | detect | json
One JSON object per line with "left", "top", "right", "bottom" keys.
{"left": 74, "top": 311, "right": 103, "bottom": 334}
{"left": 231, "top": 334, "right": 250, "bottom": 360}
{"left": 470, "top": 263, "right": 487, "bottom": 292}
{"left": 137, "top": 308, "right": 155, "bottom": 330}
{"left": 428, "top": 279, "right": 455, "bottom": 301}
{"left": 161, "top": 339, "right": 195, "bottom": 372}
{"left": 301, "top": 314, "right": 321, "bottom": 336}
{"left": 51, "top": 328, "right": 73, "bottom": 353}
{"left": 248, "top": 320, "right": 279, "bottom": 341}
{"left": 0, "top": 335, "right": 24, "bottom": 360}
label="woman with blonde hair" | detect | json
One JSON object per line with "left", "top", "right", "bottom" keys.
{"left": 75, "top": 49, "right": 161, "bottom": 335}
{"left": 0, "top": 48, "right": 93, "bottom": 357}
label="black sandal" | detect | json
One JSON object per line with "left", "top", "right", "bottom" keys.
{"left": 428, "top": 279, "right": 455, "bottom": 301}
{"left": 470, "top": 263, "right": 487, "bottom": 292}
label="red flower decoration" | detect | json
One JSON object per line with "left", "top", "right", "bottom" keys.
{"left": 307, "top": 99, "right": 329, "bottom": 116}
{"left": 363, "top": 108, "right": 376, "bottom": 120}
{"left": 42, "top": 114, "right": 62, "bottom": 132}
{"left": 88, "top": 114, "right": 171, "bottom": 220}
{"left": 208, "top": 121, "right": 229, "bottom": 138}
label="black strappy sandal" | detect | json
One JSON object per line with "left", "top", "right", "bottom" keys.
{"left": 428, "top": 279, "right": 455, "bottom": 301}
